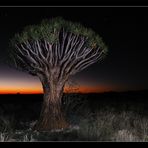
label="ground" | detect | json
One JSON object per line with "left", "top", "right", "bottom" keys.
{"left": 0, "top": 91, "right": 148, "bottom": 142}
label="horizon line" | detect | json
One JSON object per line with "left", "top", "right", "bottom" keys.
{"left": 0, "top": 89, "right": 148, "bottom": 95}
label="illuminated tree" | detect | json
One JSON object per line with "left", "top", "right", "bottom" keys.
{"left": 10, "top": 17, "right": 108, "bottom": 131}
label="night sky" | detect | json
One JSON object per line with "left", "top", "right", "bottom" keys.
{"left": 0, "top": 7, "right": 148, "bottom": 94}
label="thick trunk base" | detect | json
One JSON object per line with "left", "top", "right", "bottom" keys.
{"left": 34, "top": 76, "right": 70, "bottom": 131}
{"left": 33, "top": 115, "right": 70, "bottom": 131}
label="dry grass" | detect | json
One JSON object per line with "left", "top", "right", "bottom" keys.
{"left": 77, "top": 109, "right": 148, "bottom": 141}
{"left": 0, "top": 110, "right": 148, "bottom": 142}
{"left": 0, "top": 93, "right": 148, "bottom": 141}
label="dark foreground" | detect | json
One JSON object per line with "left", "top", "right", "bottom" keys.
{"left": 0, "top": 90, "right": 148, "bottom": 141}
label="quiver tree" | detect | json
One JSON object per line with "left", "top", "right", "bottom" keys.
{"left": 9, "top": 17, "right": 108, "bottom": 131}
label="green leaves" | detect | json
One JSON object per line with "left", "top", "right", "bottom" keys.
{"left": 12, "top": 17, "right": 108, "bottom": 54}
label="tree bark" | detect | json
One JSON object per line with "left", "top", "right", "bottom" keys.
{"left": 34, "top": 76, "right": 69, "bottom": 131}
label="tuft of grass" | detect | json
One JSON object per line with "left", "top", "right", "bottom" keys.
{"left": 112, "top": 129, "right": 139, "bottom": 142}
{"left": 0, "top": 133, "right": 10, "bottom": 142}
{"left": 21, "top": 134, "right": 36, "bottom": 142}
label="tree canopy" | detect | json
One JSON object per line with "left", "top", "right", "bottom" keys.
{"left": 11, "top": 17, "right": 108, "bottom": 52}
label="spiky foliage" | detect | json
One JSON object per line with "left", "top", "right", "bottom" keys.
{"left": 11, "top": 17, "right": 107, "bottom": 52}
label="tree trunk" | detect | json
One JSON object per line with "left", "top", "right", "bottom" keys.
{"left": 34, "top": 76, "right": 69, "bottom": 131}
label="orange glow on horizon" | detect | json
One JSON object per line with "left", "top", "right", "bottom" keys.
{"left": 0, "top": 70, "right": 117, "bottom": 94}
{"left": 64, "top": 85, "right": 111, "bottom": 93}
{"left": 0, "top": 85, "right": 113, "bottom": 94}
{"left": 0, "top": 88, "right": 42, "bottom": 94}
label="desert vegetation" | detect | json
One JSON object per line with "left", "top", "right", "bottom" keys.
{"left": 0, "top": 91, "right": 148, "bottom": 142}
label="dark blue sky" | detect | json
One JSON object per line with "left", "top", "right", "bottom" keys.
{"left": 0, "top": 7, "right": 148, "bottom": 93}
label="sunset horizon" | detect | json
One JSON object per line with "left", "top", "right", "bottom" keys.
{"left": 0, "top": 86, "right": 146, "bottom": 94}
{"left": 0, "top": 85, "right": 114, "bottom": 94}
